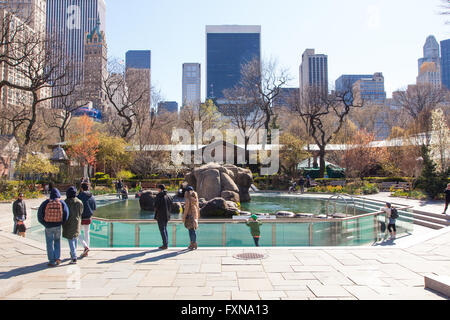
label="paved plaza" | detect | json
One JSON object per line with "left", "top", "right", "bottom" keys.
{"left": 0, "top": 195, "right": 449, "bottom": 300}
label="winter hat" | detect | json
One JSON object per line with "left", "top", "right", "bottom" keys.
{"left": 50, "top": 188, "right": 61, "bottom": 200}
{"left": 66, "top": 186, "right": 77, "bottom": 199}
{"left": 386, "top": 202, "right": 392, "bottom": 208}
{"left": 251, "top": 214, "right": 258, "bottom": 221}
{"left": 186, "top": 186, "right": 194, "bottom": 192}
{"left": 158, "top": 184, "right": 166, "bottom": 191}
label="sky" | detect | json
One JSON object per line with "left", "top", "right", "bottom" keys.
{"left": 105, "top": 0, "right": 449, "bottom": 105}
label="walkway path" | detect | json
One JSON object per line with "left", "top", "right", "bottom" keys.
{"left": 0, "top": 196, "right": 449, "bottom": 300}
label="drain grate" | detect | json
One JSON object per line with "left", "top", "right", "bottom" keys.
{"left": 233, "top": 252, "right": 268, "bottom": 260}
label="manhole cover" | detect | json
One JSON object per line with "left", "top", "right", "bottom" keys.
{"left": 233, "top": 252, "right": 268, "bottom": 260}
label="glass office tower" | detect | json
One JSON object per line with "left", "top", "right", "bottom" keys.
{"left": 206, "top": 25, "right": 261, "bottom": 99}
{"left": 441, "top": 39, "right": 450, "bottom": 90}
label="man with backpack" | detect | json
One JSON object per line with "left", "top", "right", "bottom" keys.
{"left": 381, "top": 202, "right": 398, "bottom": 240}
{"left": 37, "top": 188, "right": 70, "bottom": 267}
{"left": 154, "top": 184, "right": 173, "bottom": 250}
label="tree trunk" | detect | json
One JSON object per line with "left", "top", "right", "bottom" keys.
{"left": 319, "top": 147, "right": 326, "bottom": 178}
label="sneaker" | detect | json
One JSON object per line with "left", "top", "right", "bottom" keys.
{"left": 55, "top": 259, "right": 61, "bottom": 265}
{"left": 80, "top": 247, "right": 89, "bottom": 258}
{"left": 47, "top": 262, "right": 57, "bottom": 268}
{"left": 158, "top": 245, "right": 168, "bottom": 250}
{"left": 69, "top": 259, "right": 77, "bottom": 265}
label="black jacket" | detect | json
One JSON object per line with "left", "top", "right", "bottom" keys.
{"left": 77, "top": 191, "right": 97, "bottom": 219}
{"left": 154, "top": 191, "right": 172, "bottom": 223}
{"left": 12, "top": 199, "right": 27, "bottom": 220}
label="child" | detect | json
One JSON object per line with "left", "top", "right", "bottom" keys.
{"left": 246, "top": 214, "right": 262, "bottom": 247}
{"left": 16, "top": 220, "right": 26, "bottom": 237}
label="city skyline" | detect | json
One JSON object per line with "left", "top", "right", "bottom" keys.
{"left": 105, "top": 0, "right": 449, "bottom": 106}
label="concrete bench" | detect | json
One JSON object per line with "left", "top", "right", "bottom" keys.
{"left": 425, "top": 275, "right": 450, "bottom": 298}
{"left": 330, "top": 180, "right": 346, "bottom": 187}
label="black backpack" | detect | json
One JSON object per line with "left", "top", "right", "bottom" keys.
{"left": 391, "top": 207, "right": 399, "bottom": 220}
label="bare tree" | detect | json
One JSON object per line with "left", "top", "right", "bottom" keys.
{"left": 102, "top": 60, "right": 148, "bottom": 141}
{"left": 238, "top": 57, "right": 291, "bottom": 138}
{"left": 42, "top": 86, "right": 88, "bottom": 142}
{"left": 292, "top": 85, "right": 364, "bottom": 177}
{"left": 393, "top": 84, "right": 448, "bottom": 142}
{"left": 223, "top": 86, "right": 266, "bottom": 163}
{"left": 0, "top": 27, "right": 78, "bottom": 165}
{"left": 440, "top": 0, "right": 450, "bottom": 24}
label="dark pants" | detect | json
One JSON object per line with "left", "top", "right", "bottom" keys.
{"left": 189, "top": 229, "right": 196, "bottom": 243}
{"left": 253, "top": 236, "right": 260, "bottom": 247}
{"left": 158, "top": 220, "right": 168, "bottom": 246}
{"left": 444, "top": 200, "right": 449, "bottom": 213}
{"left": 388, "top": 224, "right": 396, "bottom": 233}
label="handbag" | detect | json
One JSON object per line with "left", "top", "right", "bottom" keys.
{"left": 184, "top": 214, "right": 198, "bottom": 230}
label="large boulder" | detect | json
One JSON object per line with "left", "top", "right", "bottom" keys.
{"left": 186, "top": 163, "right": 254, "bottom": 203}
{"left": 139, "top": 191, "right": 157, "bottom": 211}
{"left": 198, "top": 169, "right": 222, "bottom": 200}
{"left": 221, "top": 191, "right": 240, "bottom": 203}
{"left": 200, "top": 197, "right": 240, "bottom": 218}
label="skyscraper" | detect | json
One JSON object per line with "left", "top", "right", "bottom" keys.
{"left": 299, "top": 49, "right": 328, "bottom": 94}
{"left": 335, "top": 75, "right": 372, "bottom": 92}
{"left": 182, "top": 63, "right": 201, "bottom": 107}
{"left": 352, "top": 73, "right": 386, "bottom": 105}
{"left": 440, "top": 39, "right": 450, "bottom": 90}
{"left": 83, "top": 21, "right": 108, "bottom": 115}
{"left": 416, "top": 36, "right": 441, "bottom": 88}
{"left": 125, "top": 50, "right": 151, "bottom": 112}
{"left": 418, "top": 36, "right": 440, "bottom": 73}
{"left": 158, "top": 101, "right": 179, "bottom": 114}
{"left": 206, "top": 25, "right": 261, "bottom": 100}
{"left": 2, "top": 0, "right": 47, "bottom": 33}
{"left": 46, "top": 0, "right": 106, "bottom": 83}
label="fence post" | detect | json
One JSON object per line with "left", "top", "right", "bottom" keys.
{"left": 309, "top": 223, "right": 313, "bottom": 246}
{"left": 135, "top": 224, "right": 140, "bottom": 247}
{"left": 272, "top": 224, "right": 276, "bottom": 246}
{"left": 109, "top": 222, "right": 114, "bottom": 248}
{"left": 222, "top": 224, "right": 226, "bottom": 247}
{"left": 172, "top": 224, "right": 177, "bottom": 247}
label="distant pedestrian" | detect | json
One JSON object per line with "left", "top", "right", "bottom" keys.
{"left": 154, "top": 184, "right": 173, "bottom": 250}
{"left": 306, "top": 175, "right": 311, "bottom": 188}
{"left": 443, "top": 183, "right": 450, "bottom": 215}
{"left": 182, "top": 186, "right": 199, "bottom": 251}
{"left": 246, "top": 215, "right": 263, "bottom": 247}
{"left": 116, "top": 180, "right": 123, "bottom": 198}
{"left": 77, "top": 183, "right": 97, "bottom": 258}
{"left": 37, "top": 188, "right": 69, "bottom": 267}
{"left": 63, "top": 187, "right": 84, "bottom": 264}
{"left": 12, "top": 193, "right": 27, "bottom": 235}
{"left": 381, "top": 202, "right": 397, "bottom": 240}
{"left": 288, "top": 180, "right": 297, "bottom": 194}
{"left": 121, "top": 185, "right": 129, "bottom": 200}
{"left": 298, "top": 176, "right": 305, "bottom": 194}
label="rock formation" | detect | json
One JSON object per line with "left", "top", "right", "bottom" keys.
{"left": 185, "top": 163, "right": 253, "bottom": 203}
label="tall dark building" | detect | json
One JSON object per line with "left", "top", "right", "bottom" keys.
{"left": 441, "top": 39, "right": 450, "bottom": 90}
{"left": 206, "top": 25, "right": 261, "bottom": 100}
{"left": 335, "top": 75, "right": 372, "bottom": 92}
{"left": 125, "top": 50, "right": 151, "bottom": 112}
{"left": 125, "top": 50, "right": 151, "bottom": 70}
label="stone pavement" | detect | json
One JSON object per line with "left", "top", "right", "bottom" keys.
{"left": 0, "top": 196, "right": 449, "bottom": 300}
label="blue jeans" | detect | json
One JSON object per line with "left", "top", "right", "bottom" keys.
{"left": 45, "top": 226, "right": 61, "bottom": 264}
{"left": 158, "top": 221, "right": 168, "bottom": 246}
{"left": 68, "top": 238, "right": 78, "bottom": 260}
{"left": 188, "top": 229, "right": 196, "bottom": 243}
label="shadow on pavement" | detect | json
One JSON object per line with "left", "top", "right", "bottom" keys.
{"left": 0, "top": 263, "right": 49, "bottom": 280}
{"left": 135, "top": 249, "right": 190, "bottom": 264}
{"left": 97, "top": 249, "right": 161, "bottom": 264}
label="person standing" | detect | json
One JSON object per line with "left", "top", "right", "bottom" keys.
{"left": 77, "top": 183, "right": 97, "bottom": 258}
{"left": 116, "top": 180, "right": 123, "bottom": 198}
{"left": 443, "top": 183, "right": 450, "bottom": 215}
{"left": 12, "top": 193, "right": 27, "bottom": 234}
{"left": 246, "top": 215, "right": 263, "bottom": 247}
{"left": 182, "top": 186, "right": 199, "bottom": 250}
{"left": 37, "top": 188, "right": 69, "bottom": 267}
{"left": 381, "top": 202, "right": 397, "bottom": 240}
{"left": 298, "top": 176, "right": 305, "bottom": 194}
{"left": 63, "top": 187, "right": 84, "bottom": 264}
{"left": 154, "top": 184, "right": 173, "bottom": 250}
